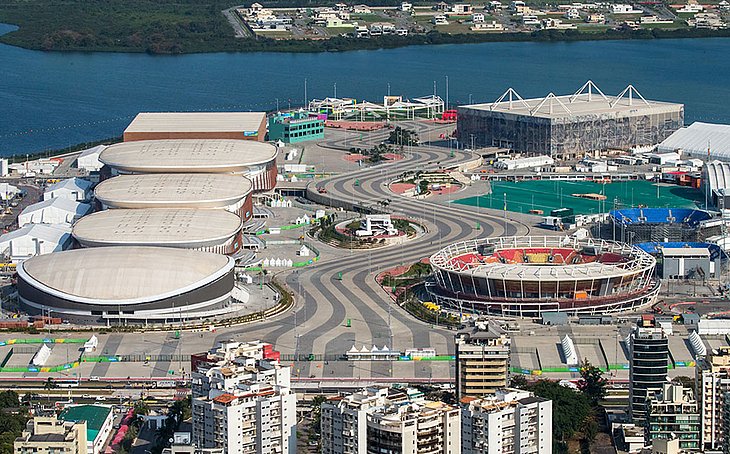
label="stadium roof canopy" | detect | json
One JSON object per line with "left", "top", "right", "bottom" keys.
{"left": 20, "top": 246, "right": 234, "bottom": 303}
{"left": 72, "top": 208, "right": 242, "bottom": 247}
{"left": 462, "top": 81, "right": 681, "bottom": 120}
{"left": 658, "top": 122, "right": 730, "bottom": 160}
{"left": 125, "top": 112, "right": 265, "bottom": 134}
{"left": 94, "top": 174, "right": 252, "bottom": 209}
{"left": 100, "top": 139, "right": 277, "bottom": 172}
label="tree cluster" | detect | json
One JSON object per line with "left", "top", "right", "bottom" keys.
{"left": 388, "top": 126, "right": 419, "bottom": 147}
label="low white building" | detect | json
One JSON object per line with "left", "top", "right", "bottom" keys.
{"left": 677, "top": 2, "right": 704, "bottom": 13}
{"left": 472, "top": 20, "right": 505, "bottom": 30}
{"left": 356, "top": 214, "right": 399, "bottom": 237}
{"left": 76, "top": 145, "right": 107, "bottom": 172}
{"left": 0, "top": 182, "right": 21, "bottom": 201}
{"left": 9, "top": 159, "right": 59, "bottom": 176}
{"left": 494, "top": 155, "right": 554, "bottom": 170}
{"left": 564, "top": 8, "right": 580, "bottom": 19}
{"left": 0, "top": 223, "right": 73, "bottom": 263}
{"left": 43, "top": 177, "right": 93, "bottom": 202}
{"left": 612, "top": 3, "right": 642, "bottom": 13}
{"left": 352, "top": 4, "right": 372, "bottom": 14}
{"left": 471, "top": 12, "right": 486, "bottom": 22}
{"left": 18, "top": 197, "right": 92, "bottom": 227}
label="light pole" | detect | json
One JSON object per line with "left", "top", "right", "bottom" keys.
{"left": 503, "top": 192, "right": 507, "bottom": 234}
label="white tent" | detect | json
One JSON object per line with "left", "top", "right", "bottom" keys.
{"left": 76, "top": 145, "right": 107, "bottom": 172}
{"left": 561, "top": 334, "right": 579, "bottom": 366}
{"left": 43, "top": 177, "right": 94, "bottom": 202}
{"left": 0, "top": 182, "right": 20, "bottom": 201}
{"left": 659, "top": 122, "right": 730, "bottom": 161}
{"left": 18, "top": 198, "right": 92, "bottom": 227}
{"left": 0, "top": 223, "right": 73, "bottom": 263}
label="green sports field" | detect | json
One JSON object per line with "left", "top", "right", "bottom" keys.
{"left": 454, "top": 180, "right": 704, "bottom": 215}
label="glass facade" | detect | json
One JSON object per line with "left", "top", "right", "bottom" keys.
{"left": 457, "top": 105, "right": 684, "bottom": 159}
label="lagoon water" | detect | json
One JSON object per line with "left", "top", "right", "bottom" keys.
{"left": 2, "top": 22, "right": 730, "bottom": 155}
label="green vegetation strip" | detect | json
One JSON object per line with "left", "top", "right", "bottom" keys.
{"left": 0, "top": 338, "right": 88, "bottom": 345}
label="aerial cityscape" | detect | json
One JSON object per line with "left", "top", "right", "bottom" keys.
{"left": 1, "top": 2, "right": 730, "bottom": 454}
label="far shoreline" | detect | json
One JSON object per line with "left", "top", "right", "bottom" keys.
{"left": 1, "top": 20, "right": 730, "bottom": 55}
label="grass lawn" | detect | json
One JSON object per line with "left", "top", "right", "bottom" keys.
{"left": 325, "top": 26, "right": 355, "bottom": 35}
{"left": 255, "top": 30, "right": 295, "bottom": 38}
{"left": 436, "top": 22, "right": 474, "bottom": 33}
{"left": 576, "top": 23, "right": 611, "bottom": 31}
{"left": 350, "top": 13, "right": 382, "bottom": 22}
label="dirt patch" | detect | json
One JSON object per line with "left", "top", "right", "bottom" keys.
{"left": 325, "top": 120, "right": 386, "bottom": 131}
{"left": 390, "top": 182, "right": 416, "bottom": 194}
{"left": 430, "top": 183, "right": 462, "bottom": 195}
{"left": 343, "top": 153, "right": 367, "bottom": 162}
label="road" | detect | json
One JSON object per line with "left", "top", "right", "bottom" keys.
{"left": 215, "top": 121, "right": 535, "bottom": 380}
{"left": 223, "top": 6, "right": 252, "bottom": 38}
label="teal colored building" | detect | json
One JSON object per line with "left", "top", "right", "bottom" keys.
{"left": 268, "top": 111, "right": 324, "bottom": 144}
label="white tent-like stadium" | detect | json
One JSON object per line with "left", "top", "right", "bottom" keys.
{"left": 658, "top": 122, "right": 730, "bottom": 161}
{"left": 18, "top": 198, "right": 92, "bottom": 227}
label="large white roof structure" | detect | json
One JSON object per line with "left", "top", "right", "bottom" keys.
{"left": 0, "top": 223, "right": 72, "bottom": 263}
{"left": 43, "top": 177, "right": 94, "bottom": 202}
{"left": 18, "top": 198, "right": 92, "bottom": 227}
{"left": 72, "top": 208, "right": 242, "bottom": 248}
{"left": 124, "top": 112, "right": 265, "bottom": 135}
{"left": 99, "top": 139, "right": 277, "bottom": 173}
{"left": 308, "top": 94, "right": 444, "bottom": 121}
{"left": 94, "top": 174, "right": 252, "bottom": 209}
{"left": 703, "top": 160, "right": 730, "bottom": 194}
{"left": 658, "top": 122, "right": 730, "bottom": 160}
{"left": 463, "top": 81, "right": 680, "bottom": 120}
{"left": 19, "top": 246, "right": 233, "bottom": 302}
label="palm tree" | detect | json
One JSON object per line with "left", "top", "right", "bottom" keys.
{"left": 44, "top": 377, "right": 55, "bottom": 402}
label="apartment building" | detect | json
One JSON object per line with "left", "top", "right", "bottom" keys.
{"left": 629, "top": 315, "right": 669, "bottom": 426}
{"left": 321, "top": 387, "right": 411, "bottom": 454}
{"left": 698, "top": 346, "right": 730, "bottom": 450}
{"left": 461, "top": 389, "right": 552, "bottom": 454}
{"left": 191, "top": 341, "right": 296, "bottom": 454}
{"left": 366, "top": 400, "right": 461, "bottom": 454}
{"left": 321, "top": 386, "right": 459, "bottom": 454}
{"left": 646, "top": 383, "right": 701, "bottom": 451}
{"left": 455, "top": 320, "right": 511, "bottom": 400}
{"left": 14, "top": 417, "right": 88, "bottom": 454}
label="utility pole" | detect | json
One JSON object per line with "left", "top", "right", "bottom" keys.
{"left": 445, "top": 75, "right": 449, "bottom": 110}
{"left": 503, "top": 192, "right": 507, "bottom": 234}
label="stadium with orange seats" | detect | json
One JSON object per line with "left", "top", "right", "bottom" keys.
{"left": 428, "top": 236, "right": 659, "bottom": 317}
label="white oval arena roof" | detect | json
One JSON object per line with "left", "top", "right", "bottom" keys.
{"left": 99, "top": 139, "right": 277, "bottom": 173}
{"left": 94, "top": 174, "right": 252, "bottom": 209}
{"left": 19, "top": 246, "right": 234, "bottom": 303}
{"left": 72, "top": 208, "right": 242, "bottom": 247}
